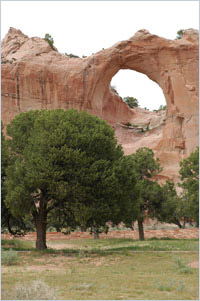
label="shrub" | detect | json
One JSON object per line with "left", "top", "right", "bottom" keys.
{"left": 45, "top": 33, "right": 55, "bottom": 50}
{"left": 123, "top": 96, "right": 139, "bottom": 108}
{"left": 176, "top": 29, "right": 184, "bottom": 40}
{"left": 1, "top": 249, "right": 19, "bottom": 265}
{"left": 6, "top": 280, "right": 59, "bottom": 300}
{"left": 158, "top": 105, "right": 167, "bottom": 111}
{"left": 173, "top": 257, "right": 193, "bottom": 274}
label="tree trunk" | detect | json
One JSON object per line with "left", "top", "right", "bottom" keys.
{"left": 93, "top": 228, "right": 100, "bottom": 239}
{"left": 137, "top": 219, "right": 145, "bottom": 241}
{"left": 174, "top": 219, "right": 183, "bottom": 229}
{"left": 35, "top": 209, "right": 47, "bottom": 250}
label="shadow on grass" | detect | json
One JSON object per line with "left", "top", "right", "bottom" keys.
{"left": 2, "top": 237, "right": 198, "bottom": 256}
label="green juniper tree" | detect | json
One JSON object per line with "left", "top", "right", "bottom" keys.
{"left": 5, "top": 109, "right": 127, "bottom": 248}
{"left": 111, "top": 155, "right": 140, "bottom": 229}
{"left": 129, "top": 147, "right": 162, "bottom": 240}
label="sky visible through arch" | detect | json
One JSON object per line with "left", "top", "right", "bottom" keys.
{"left": 1, "top": 1, "right": 199, "bottom": 111}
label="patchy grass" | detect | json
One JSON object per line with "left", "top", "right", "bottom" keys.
{"left": 47, "top": 237, "right": 199, "bottom": 252}
{"left": 1, "top": 238, "right": 199, "bottom": 300}
{"left": 1, "top": 239, "right": 34, "bottom": 251}
{"left": 1, "top": 249, "right": 19, "bottom": 266}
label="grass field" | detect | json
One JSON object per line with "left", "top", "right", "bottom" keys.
{"left": 1, "top": 237, "right": 199, "bottom": 300}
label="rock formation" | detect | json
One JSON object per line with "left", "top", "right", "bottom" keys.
{"left": 1, "top": 27, "right": 199, "bottom": 183}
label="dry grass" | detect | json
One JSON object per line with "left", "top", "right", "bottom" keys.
{"left": 1, "top": 238, "right": 199, "bottom": 300}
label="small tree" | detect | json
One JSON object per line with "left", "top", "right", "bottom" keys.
{"left": 129, "top": 147, "right": 162, "bottom": 240}
{"left": 149, "top": 180, "right": 183, "bottom": 228}
{"left": 44, "top": 33, "right": 55, "bottom": 50}
{"left": 123, "top": 97, "right": 139, "bottom": 108}
{"left": 176, "top": 29, "right": 184, "bottom": 40}
{"left": 111, "top": 155, "right": 140, "bottom": 229}
{"left": 158, "top": 105, "right": 167, "bottom": 111}
{"left": 179, "top": 147, "right": 199, "bottom": 226}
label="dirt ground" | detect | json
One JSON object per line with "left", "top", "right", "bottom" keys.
{"left": 2, "top": 228, "right": 199, "bottom": 241}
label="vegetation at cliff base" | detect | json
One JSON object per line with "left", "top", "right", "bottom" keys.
{"left": 2, "top": 109, "right": 199, "bottom": 250}
{"left": 179, "top": 147, "right": 199, "bottom": 226}
{"left": 3, "top": 109, "right": 140, "bottom": 248}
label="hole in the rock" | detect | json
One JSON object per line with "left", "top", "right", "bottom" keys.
{"left": 111, "top": 70, "right": 166, "bottom": 111}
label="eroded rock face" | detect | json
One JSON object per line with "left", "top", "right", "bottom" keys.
{"left": 1, "top": 27, "right": 199, "bottom": 183}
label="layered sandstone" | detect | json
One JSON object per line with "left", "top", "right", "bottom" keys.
{"left": 1, "top": 27, "right": 199, "bottom": 183}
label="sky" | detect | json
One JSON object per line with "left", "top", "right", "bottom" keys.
{"left": 1, "top": 1, "right": 199, "bottom": 110}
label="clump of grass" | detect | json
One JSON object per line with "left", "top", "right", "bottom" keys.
{"left": 156, "top": 279, "right": 186, "bottom": 292}
{"left": 156, "top": 280, "right": 174, "bottom": 292}
{"left": 4, "top": 280, "right": 59, "bottom": 300}
{"left": 176, "top": 280, "right": 185, "bottom": 292}
{"left": 173, "top": 257, "right": 193, "bottom": 274}
{"left": 1, "top": 249, "right": 19, "bottom": 265}
{"left": 74, "top": 282, "right": 94, "bottom": 291}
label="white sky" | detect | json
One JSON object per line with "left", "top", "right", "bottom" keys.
{"left": 1, "top": 1, "right": 199, "bottom": 110}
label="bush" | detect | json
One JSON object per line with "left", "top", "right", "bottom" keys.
{"left": 5, "top": 280, "right": 59, "bottom": 300}
{"left": 173, "top": 257, "right": 193, "bottom": 274}
{"left": 176, "top": 29, "right": 184, "bottom": 40}
{"left": 1, "top": 249, "right": 19, "bottom": 265}
{"left": 123, "top": 96, "right": 139, "bottom": 108}
{"left": 44, "top": 33, "right": 55, "bottom": 50}
{"left": 158, "top": 105, "right": 167, "bottom": 111}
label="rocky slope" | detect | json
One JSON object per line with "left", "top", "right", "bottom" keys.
{"left": 1, "top": 27, "right": 199, "bottom": 183}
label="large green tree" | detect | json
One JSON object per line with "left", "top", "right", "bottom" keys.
{"left": 130, "top": 147, "right": 162, "bottom": 240}
{"left": 5, "top": 109, "right": 125, "bottom": 249}
{"left": 179, "top": 147, "right": 199, "bottom": 226}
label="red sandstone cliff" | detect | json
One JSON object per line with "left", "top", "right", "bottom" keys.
{"left": 1, "top": 28, "right": 199, "bottom": 183}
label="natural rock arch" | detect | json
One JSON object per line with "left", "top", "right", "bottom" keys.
{"left": 1, "top": 27, "right": 199, "bottom": 182}
{"left": 84, "top": 29, "right": 198, "bottom": 123}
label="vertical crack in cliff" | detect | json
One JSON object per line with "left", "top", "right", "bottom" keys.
{"left": 176, "top": 49, "right": 187, "bottom": 86}
{"left": 167, "top": 75, "right": 174, "bottom": 105}
{"left": 81, "top": 67, "right": 88, "bottom": 110}
{"left": 16, "top": 68, "right": 21, "bottom": 113}
{"left": 39, "top": 77, "right": 47, "bottom": 109}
